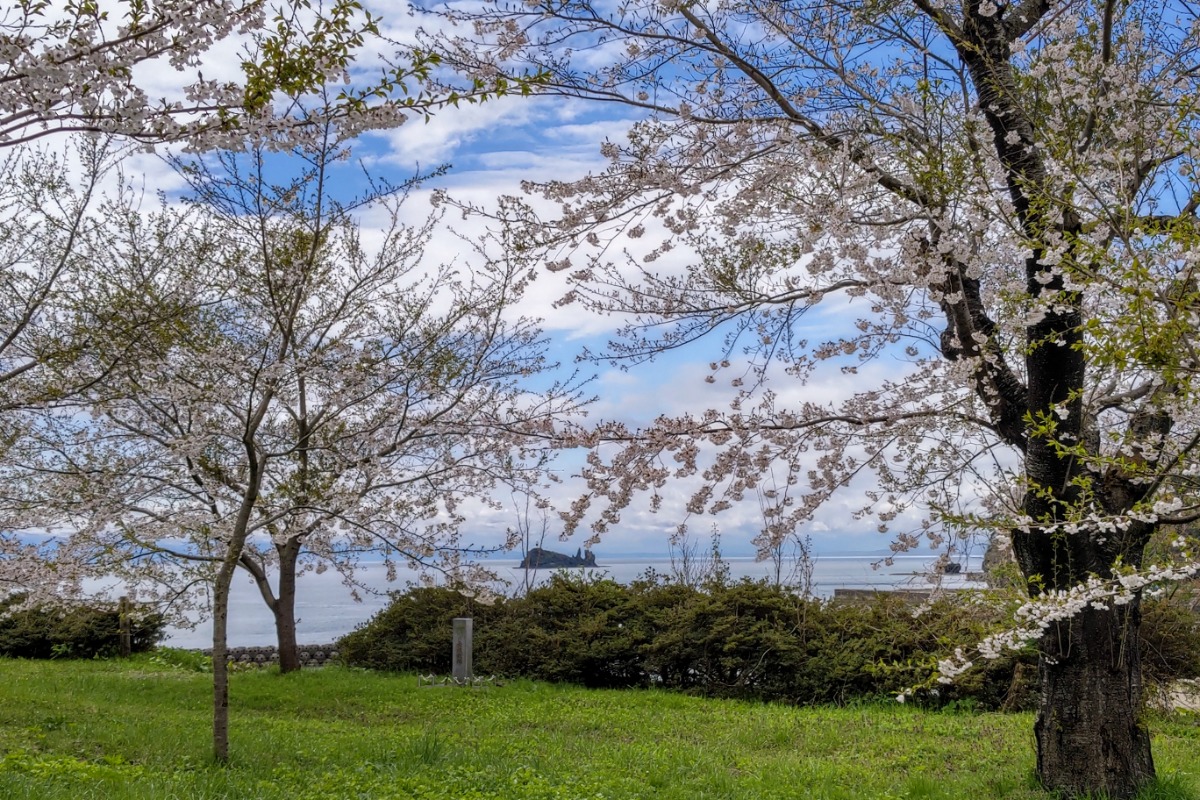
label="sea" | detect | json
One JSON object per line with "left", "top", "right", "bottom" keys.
{"left": 162, "top": 553, "right": 985, "bottom": 649}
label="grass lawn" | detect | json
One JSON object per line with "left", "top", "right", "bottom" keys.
{"left": 1, "top": 655, "right": 1198, "bottom": 799}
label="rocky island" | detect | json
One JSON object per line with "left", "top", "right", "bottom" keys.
{"left": 519, "top": 547, "right": 598, "bottom": 569}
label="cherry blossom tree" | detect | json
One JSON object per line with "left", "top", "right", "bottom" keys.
{"left": 427, "top": 1, "right": 1200, "bottom": 796}
{"left": 21, "top": 121, "right": 585, "bottom": 756}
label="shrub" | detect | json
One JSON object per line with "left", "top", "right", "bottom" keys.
{"left": 0, "top": 595, "right": 165, "bottom": 659}
{"left": 500, "top": 573, "right": 649, "bottom": 688}
{"left": 639, "top": 578, "right": 810, "bottom": 699}
{"left": 338, "top": 577, "right": 1200, "bottom": 711}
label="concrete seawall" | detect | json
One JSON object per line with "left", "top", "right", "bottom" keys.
{"left": 200, "top": 643, "right": 339, "bottom": 667}
{"left": 830, "top": 584, "right": 984, "bottom": 604}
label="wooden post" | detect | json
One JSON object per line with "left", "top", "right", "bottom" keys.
{"left": 452, "top": 617, "right": 473, "bottom": 683}
{"left": 118, "top": 595, "right": 132, "bottom": 658}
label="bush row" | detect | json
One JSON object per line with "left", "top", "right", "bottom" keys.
{"left": 0, "top": 595, "right": 165, "bottom": 659}
{"left": 337, "top": 574, "right": 1200, "bottom": 709}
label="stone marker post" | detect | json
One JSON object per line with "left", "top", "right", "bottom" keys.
{"left": 118, "top": 595, "right": 132, "bottom": 658}
{"left": 452, "top": 617, "right": 473, "bottom": 683}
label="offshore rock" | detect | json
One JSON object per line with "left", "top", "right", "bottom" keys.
{"left": 519, "top": 547, "right": 598, "bottom": 569}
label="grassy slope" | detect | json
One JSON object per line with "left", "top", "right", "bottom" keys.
{"left": 0, "top": 656, "right": 1198, "bottom": 799}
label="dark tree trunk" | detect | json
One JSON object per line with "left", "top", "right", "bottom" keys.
{"left": 1034, "top": 602, "right": 1154, "bottom": 799}
{"left": 239, "top": 539, "right": 304, "bottom": 673}
{"left": 1013, "top": 518, "right": 1158, "bottom": 798}
{"left": 274, "top": 543, "right": 301, "bottom": 674}
{"left": 1006, "top": 511, "right": 1163, "bottom": 800}
{"left": 212, "top": 552, "right": 236, "bottom": 763}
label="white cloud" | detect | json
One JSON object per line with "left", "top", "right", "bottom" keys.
{"left": 363, "top": 95, "right": 540, "bottom": 166}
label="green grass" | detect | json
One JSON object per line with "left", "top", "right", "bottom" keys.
{"left": 0, "top": 656, "right": 1198, "bottom": 799}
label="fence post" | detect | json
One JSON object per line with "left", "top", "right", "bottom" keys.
{"left": 452, "top": 617, "right": 473, "bottom": 683}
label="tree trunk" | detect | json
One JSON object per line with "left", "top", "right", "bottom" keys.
{"left": 212, "top": 457, "right": 263, "bottom": 763}
{"left": 275, "top": 543, "right": 301, "bottom": 674}
{"left": 211, "top": 562, "right": 233, "bottom": 763}
{"left": 1034, "top": 602, "right": 1154, "bottom": 799}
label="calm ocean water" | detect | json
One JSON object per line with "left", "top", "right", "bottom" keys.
{"left": 162, "top": 553, "right": 983, "bottom": 649}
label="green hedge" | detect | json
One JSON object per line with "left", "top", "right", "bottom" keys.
{"left": 0, "top": 595, "right": 165, "bottom": 659}
{"left": 338, "top": 574, "right": 1200, "bottom": 710}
